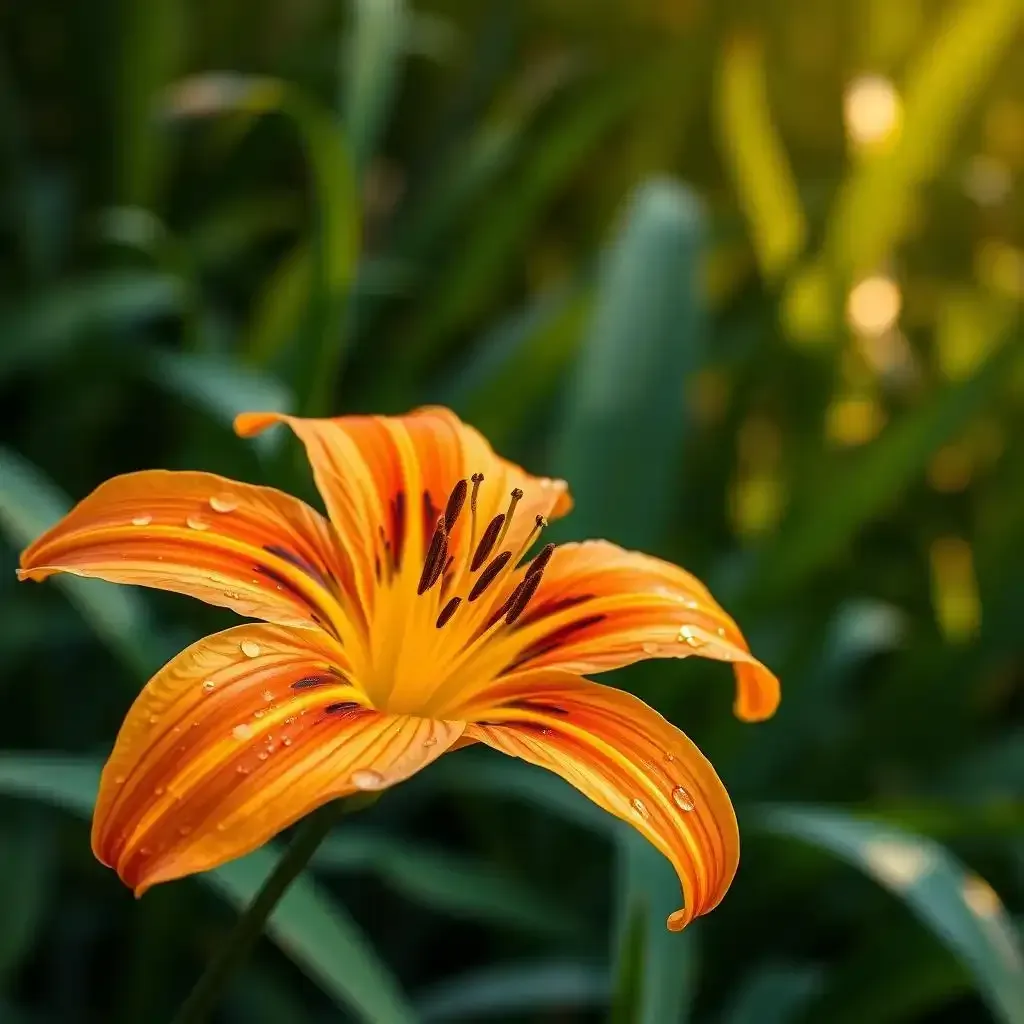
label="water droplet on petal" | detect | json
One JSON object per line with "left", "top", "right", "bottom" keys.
{"left": 716, "top": 627, "right": 726, "bottom": 637}
{"left": 672, "top": 786, "right": 695, "bottom": 812}
{"left": 186, "top": 515, "right": 209, "bottom": 531}
{"left": 232, "top": 723, "right": 253, "bottom": 741}
{"left": 113, "top": 775, "right": 126, "bottom": 785}
{"left": 208, "top": 493, "right": 238, "bottom": 513}
{"left": 253, "top": 709, "right": 264, "bottom": 719}
{"left": 641, "top": 642, "right": 659, "bottom": 654}
{"left": 216, "top": 822, "right": 228, "bottom": 832}
{"left": 154, "top": 786, "right": 165, "bottom": 796}
{"left": 202, "top": 679, "right": 216, "bottom": 692}
{"left": 631, "top": 797, "right": 650, "bottom": 819}
{"left": 240, "top": 640, "right": 261, "bottom": 658}
{"left": 261, "top": 690, "right": 274, "bottom": 703}
{"left": 235, "top": 765, "right": 249, "bottom": 775}
{"left": 257, "top": 751, "right": 269, "bottom": 761}
{"left": 683, "top": 599, "right": 698, "bottom": 609}
{"left": 148, "top": 714, "right": 159, "bottom": 725}
{"left": 281, "top": 736, "right": 292, "bottom": 747}
{"left": 352, "top": 768, "right": 385, "bottom": 790}
{"left": 178, "top": 825, "right": 192, "bottom": 836}
{"left": 677, "top": 626, "right": 701, "bottom": 648}
{"left": 422, "top": 736, "right": 438, "bottom": 748}
{"left": 131, "top": 515, "right": 152, "bottom": 527}
{"left": 664, "top": 752, "right": 676, "bottom": 763}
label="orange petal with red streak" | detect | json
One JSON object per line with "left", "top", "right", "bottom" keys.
{"left": 18, "top": 470, "right": 357, "bottom": 638}
{"left": 93, "top": 623, "right": 462, "bottom": 893}
{"left": 483, "top": 540, "right": 779, "bottom": 722}
{"left": 462, "top": 670, "right": 738, "bottom": 930}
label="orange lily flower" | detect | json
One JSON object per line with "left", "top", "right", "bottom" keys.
{"left": 19, "top": 408, "right": 778, "bottom": 929}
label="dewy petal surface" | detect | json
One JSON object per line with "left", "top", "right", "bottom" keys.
{"left": 473, "top": 540, "right": 780, "bottom": 722}
{"left": 18, "top": 470, "right": 357, "bottom": 641}
{"left": 461, "top": 671, "right": 738, "bottom": 929}
{"left": 93, "top": 624, "right": 463, "bottom": 893}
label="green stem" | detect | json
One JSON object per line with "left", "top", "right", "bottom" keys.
{"left": 170, "top": 796, "right": 372, "bottom": 1024}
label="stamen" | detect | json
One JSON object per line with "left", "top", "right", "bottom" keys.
{"left": 468, "top": 550, "right": 512, "bottom": 601}
{"left": 417, "top": 516, "right": 448, "bottom": 595}
{"left": 390, "top": 491, "right": 406, "bottom": 571}
{"left": 444, "top": 479, "right": 467, "bottom": 534}
{"left": 494, "top": 487, "right": 523, "bottom": 549}
{"left": 471, "top": 514, "right": 505, "bottom": 571}
{"left": 290, "top": 674, "right": 335, "bottom": 690}
{"left": 468, "top": 473, "right": 484, "bottom": 556}
{"left": 505, "top": 568, "right": 544, "bottom": 624}
{"left": 436, "top": 596, "right": 462, "bottom": 628}
{"left": 526, "top": 542, "right": 555, "bottom": 577}
{"left": 324, "top": 701, "right": 361, "bottom": 714}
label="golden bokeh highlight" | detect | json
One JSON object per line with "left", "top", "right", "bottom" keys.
{"left": 929, "top": 536, "right": 981, "bottom": 643}
{"left": 846, "top": 276, "right": 902, "bottom": 336}
{"left": 844, "top": 74, "right": 902, "bottom": 150}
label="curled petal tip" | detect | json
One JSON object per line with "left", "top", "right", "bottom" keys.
{"left": 733, "top": 663, "right": 781, "bottom": 722}
{"left": 666, "top": 908, "right": 691, "bottom": 932}
{"left": 233, "top": 411, "right": 284, "bottom": 437}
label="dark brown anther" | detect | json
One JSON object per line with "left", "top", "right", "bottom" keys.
{"left": 505, "top": 569, "right": 544, "bottom": 625}
{"left": 290, "top": 674, "right": 334, "bottom": 690}
{"left": 471, "top": 514, "right": 504, "bottom": 571}
{"left": 468, "top": 550, "right": 512, "bottom": 601}
{"left": 417, "top": 516, "right": 448, "bottom": 595}
{"left": 444, "top": 479, "right": 467, "bottom": 534}
{"left": 324, "top": 700, "right": 361, "bottom": 715}
{"left": 436, "top": 596, "right": 462, "bottom": 628}
{"left": 526, "top": 542, "right": 555, "bottom": 577}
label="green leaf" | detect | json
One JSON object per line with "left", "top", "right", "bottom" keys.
{"left": 0, "top": 756, "right": 415, "bottom": 1024}
{"left": 0, "top": 447, "right": 160, "bottom": 674}
{"left": 0, "top": 272, "right": 184, "bottom": 384}
{"left": 714, "top": 34, "right": 806, "bottom": 279}
{"left": 552, "top": 177, "right": 706, "bottom": 546}
{"left": 0, "top": 816, "right": 54, "bottom": 985}
{"left": 755, "top": 337, "right": 1019, "bottom": 595}
{"left": 341, "top": 0, "right": 406, "bottom": 179}
{"left": 719, "top": 964, "right": 824, "bottom": 1024}
{"left": 754, "top": 805, "right": 1024, "bottom": 1024}
{"left": 143, "top": 348, "right": 293, "bottom": 429}
{"left": 163, "top": 74, "right": 359, "bottom": 415}
{"left": 312, "top": 829, "right": 580, "bottom": 937}
{"left": 416, "top": 961, "right": 609, "bottom": 1022}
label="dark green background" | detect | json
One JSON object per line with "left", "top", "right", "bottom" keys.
{"left": 0, "top": 1, "right": 1022, "bottom": 1022}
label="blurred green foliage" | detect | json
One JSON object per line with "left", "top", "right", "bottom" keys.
{"left": 1, "top": 0, "right": 1023, "bottom": 1021}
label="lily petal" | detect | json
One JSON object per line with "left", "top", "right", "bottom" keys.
{"left": 462, "top": 670, "right": 738, "bottom": 930}
{"left": 483, "top": 541, "right": 779, "bottom": 722}
{"left": 234, "top": 407, "right": 572, "bottom": 596}
{"left": 93, "top": 624, "right": 463, "bottom": 894}
{"left": 19, "top": 470, "right": 357, "bottom": 640}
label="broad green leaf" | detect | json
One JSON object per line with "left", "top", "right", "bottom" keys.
{"left": 163, "top": 74, "right": 359, "bottom": 415}
{"left": 417, "top": 961, "right": 609, "bottom": 1022}
{"left": 755, "top": 805, "right": 1024, "bottom": 1024}
{"left": 0, "top": 756, "right": 415, "bottom": 1024}
{"left": 0, "top": 272, "right": 184, "bottom": 384}
{"left": 552, "top": 177, "right": 706, "bottom": 546}
{"left": 719, "top": 963, "right": 824, "bottom": 1024}
{"left": 313, "top": 829, "right": 580, "bottom": 937}
{"left": 0, "top": 817, "right": 54, "bottom": 985}
{"left": 143, "top": 349, "right": 293, "bottom": 429}
{"left": 715, "top": 35, "right": 806, "bottom": 279}
{"left": 342, "top": 0, "right": 406, "bottom": 178}
{"left": 0, "top": 447, "right": 158, "bottom": 674}
{"left": 755, "top": 337, "right": 1019, "bottom": 595}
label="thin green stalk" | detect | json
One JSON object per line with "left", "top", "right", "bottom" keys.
{"left": 170, "top": 796, "right": 373, "bottom": 1024}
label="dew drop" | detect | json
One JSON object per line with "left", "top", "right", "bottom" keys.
{"left": 113, "top": 775, "right": 126, "bottom": 785}
{"left": 677, "top": 626, "right": 701, "bottom": 648}
{"left": 422, "top": 736, "right": 438, "bottom": 748}
{"left": 240, "top": 640, "right": 261, "bottom": 659}
{"left": 208, "top": 493, "right": 239, "bottom": 513}
{"left": 352, "top": 768, "right": 385, "bottom": 790}
{"left": 216, "top": 822, "right": 228, "bottom": 832}
{"left": 235, "top": 765, "right": 249, "bottom": 775}
{"left": 258, "top": 751, "right": 269, "bottom": 761}
{"left": 139, "top": 846, "right": 152, "bottom": 857}
{"left": 253, "top": 709, "right": 264, "bottom": 719}
{"left": 284, "top": 716, "right": 296, "bottom": 725}
{"left": 664, "top": 752, "right": 676, "bottom": 763}
{"left": 186, "top": 515, "right": 209, "bottom": 531}
{"left": 154, "top": 786, "right": 165, "bottom": 796}
{"left": 202, "top": 679, "right": 216, "bottom": 692}
{"left": 178, "top": 825, "right": 192, "bottom": 837}
{"left": 131, "top": 515, "right": 152, "bottom": 527}
{"left": 631, "top": 797, "right": 650, "bottom": 819}
{"left": 683, "top": 599, "right": 699, "bottom": 609}
{"left": 148, "top": 714, "right": 159, "bottom": 725}
{"left": 281, "top": 737, "right": 292, "bottom": 747}
{"left": 232, "top": 723, "right": 253, "bottom": 741}
{"left": 716, "top": 627, "right": 726, "bottom": 637}
{"left": 261, "top": 689, "right": 274, "bottom": 703}
{"left": 641, "top": 642, "right": 659, "bottom": 654}
{"left": 672, "top": 786, "right": 695, "bottom": 812}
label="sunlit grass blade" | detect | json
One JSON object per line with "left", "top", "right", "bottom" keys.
{"left": 715, "top": 34, "right": 806, "bottom": 280}
{"left": 163, "top": 73, "right": 359, "bottom": 415}
{"left": 0, "top": 756, "right": 415, "bottom": 1024}
{"left": 416, "top": 961, "right": 609, "bottom": 1022}
{"left": 341, "top": 0, "right": 406, "bottom": 179}
{"left": 0, "top": 448, "right": 162, "bottom": 674}
{"left": 312, "top": 830, "right": 581, "bottom": 938}
{"left": 754, "top": 805, "right": 1024, "bottom": 1024}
